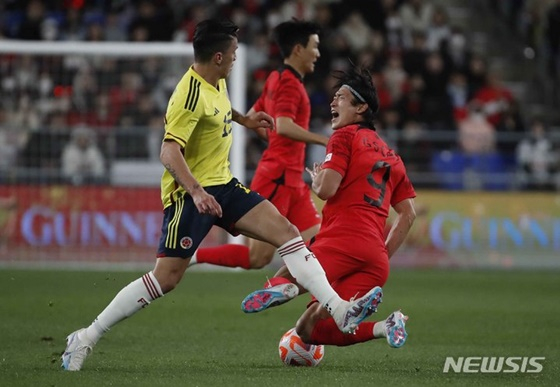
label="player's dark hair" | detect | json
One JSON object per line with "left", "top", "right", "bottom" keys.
{"left": 332, "top": 64, "right": 379, "bottom": 128}
{"left": 273, "top": 19, "right": 320, "bottom": 59}
{"left": 193, "top": 19, "right": 239, "bottom": 63}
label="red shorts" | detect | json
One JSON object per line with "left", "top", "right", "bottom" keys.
{"left": 308, "top": 242, "right": 390, "bottom": 303}
{"left": 250, "top": 175, "right": 321, "bottom": 233}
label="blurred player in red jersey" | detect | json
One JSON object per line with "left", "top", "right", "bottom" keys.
{"left": 190, "top": 20, "right": 329, "bottom": 270}
{"left": 242, "top": 65, "right": 417, "bottom": 349}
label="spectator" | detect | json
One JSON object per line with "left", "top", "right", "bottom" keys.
{"left": 399, "top": 0, "right": 434, "bottom": 48}
{"left": 383, "top": 53, "right": 408, "bottom": 104}
{"left": 516, "top": 118, "right": 557, "bottom": 190}
{"left": 471, "top": 68, "right": 515, "bottom": 127}
{"left": 465, "top": 54, "right": 488, "bottom": 98}
{"left": 421, "top": 51, "right": 453, "bottom": 129}
{"left": 426, "top": 5, "right": 451, "bottom": 51}
{"left": 402, "top": 30, "right": 428, "bottom": 76}
{"left": 447, "top": 71, "right": 469, "bottom": 121}
{"left": 337, "top": 11, "right": 374, "bottom": 52}
{"left": 16, "top": 0, "right": 45, "bottom": 40}
{"left": 458, "top": 102, "right": 496, "bottom": 155}
{"left": 61, "top": 126, "right": 106, "bottom": 185}
{"left": 444, "top": 26, "right": 471, "bottom": 74}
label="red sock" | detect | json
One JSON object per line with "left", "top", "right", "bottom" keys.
{"left": 196, "top": 244, "right": 250, "bottom": 269}
{"left": 263, "top": 277, "right": 292, "bottom": 288}
{"left": 308, "top": 318, "right": 377, "bottom": 346}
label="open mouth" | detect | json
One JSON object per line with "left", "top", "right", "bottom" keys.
{"left": 331, "top": 110, "right": 339, "bottom": 119}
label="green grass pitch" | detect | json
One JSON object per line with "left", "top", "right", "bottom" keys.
{"left": 1, "top": 268, "right": 559, "bottom": 386}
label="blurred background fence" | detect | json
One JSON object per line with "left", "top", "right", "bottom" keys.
{"left": 0, "top": 0, "right": 559, "bottom": 270}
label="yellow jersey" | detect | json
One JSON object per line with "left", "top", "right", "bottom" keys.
{"left": 161, "top": 66, "right": 234, "bottom": 208}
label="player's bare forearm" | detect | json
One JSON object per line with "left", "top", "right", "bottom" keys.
{"left": 232, "top": 108, "right": 273, "bottom": 130}
{"left": 232, "top": 109, "right": 244, "bottom": 125}
{"left": 385, "top": 198, "right": 416, "bottom": 259}
{"left": 160, "top": 140, "right": 223, "bottom": 217}
{"left": 160, "top": 140, "right": 200, "bottom": 194}
{"left": 307, "top": 166, "right": 342, "bottom": 200}
{"left": 276, "top": 117, "right": 329, "bottom": 146}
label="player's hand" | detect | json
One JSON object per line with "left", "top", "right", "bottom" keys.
{"left": 191, "top": 187, "right": 222, "bottom": 218}
{"left": 244, "top": 111, "right": 274, "bottom": 130}
{"left": 305, "top": 162, "right": 322, "bottom": 181}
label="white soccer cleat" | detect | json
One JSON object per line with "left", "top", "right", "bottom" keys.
{"left": 385, "top": 310, "right": 408, "bottom": 348}
{"left": 335, "top": 286, "right": 383, "bottom": 334}
{"left": 241, "top": 283, "right": 299, "bottom": 313}
{"left": 61, "top": 329, "right": 93, "bottom": 371}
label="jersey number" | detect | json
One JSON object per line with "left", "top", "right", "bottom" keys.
{"left": 222, "top": 112, "right": 232, "bottom": 138}
{"left": 364, "top": 161, "right": 391, "bottom": 208}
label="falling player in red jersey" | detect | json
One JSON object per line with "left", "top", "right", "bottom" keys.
{"left": 242, "top": 64, "right": 417, "bottom": 349}
{"left": 190, "top": 20, "right": 328, "bottom": 270}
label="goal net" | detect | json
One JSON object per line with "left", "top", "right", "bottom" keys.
{"left": 0, "top": 41, "right": 247, "bottom": 269}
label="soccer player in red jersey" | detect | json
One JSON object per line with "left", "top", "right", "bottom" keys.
{"left": 191, "top": 20, "right": 328, "bottom": 270}
{"left": 242, "top": 65, "right": 417, "bottom": 349}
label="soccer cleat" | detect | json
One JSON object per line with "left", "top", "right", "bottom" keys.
{"left": 61, "top": 329, "right": 93, "bottom": 371}
{"left": 241, "top": 283, "right": 299, "bottom": 313}
{"left": 335, "top": 286, "right": 383, "bottom": 334}
{"left": 385, "top": 310, "right": 408, "bottom": 348}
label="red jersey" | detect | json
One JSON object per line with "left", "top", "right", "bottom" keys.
{"left": 316, "top": 124, "right": 416, "bottom": 254}
{"left": 473, "top": 86, "right": 513, "bottom": 126}
{"left": 252, "top": 66, "right": 311, "bottom": 187}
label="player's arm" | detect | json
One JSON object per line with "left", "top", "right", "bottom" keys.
{"left": 276, "top": 116, "right": 329, "bottom": 146}
{"left": 385, "top": 198, "right": 416, "bottom": 259}
{"left": 306, "top": 162, "right": 342, "bottom": 200}
{"left": 232, "top": 108, "right": 273, "bottom": 141}
{"left": 160, "top": 140, "right": 222, "bottom": 217}
{"left": 240, "top": 107, "right": 269, "bottom": 141}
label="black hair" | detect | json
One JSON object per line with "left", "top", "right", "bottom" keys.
{"left": 273, "top": 19, "right": 320, "bottom": 59}
{"left": 332, "top": 64, "right": 379, "bottom": 127}
{"left": 193, "top": 19, "right": 239, "bottom": 63}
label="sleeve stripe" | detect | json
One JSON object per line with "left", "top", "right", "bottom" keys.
{"left": 185, "top": 77, "right": 201, "bottom": 112}
{"left": 164, "top": 132, "right": 185, "bottom": 146}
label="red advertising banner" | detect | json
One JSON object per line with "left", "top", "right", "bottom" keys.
{"left": 0, "top": 185, "right": 226, "bottom": 265}
{"left": 2, "top": 187, "right": 559, "bottom": 269}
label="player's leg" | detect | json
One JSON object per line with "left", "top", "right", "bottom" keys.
{"left": 241, "top": 219, "right": 320, "bottom": 312}
{"left": 61, "top": 194, "right": 214, "bottom": 371}
{"left": 296, "top": 302, "right": 409, "bottom": 348}
{"left": 232, "top": 192, "right": 380, "bottom": 333}
{"left": 251, "top": 185, "right": 321, "bottom": 269}
{"left": 241, "top": 185, "right": 322, "bottom": 307}
{"left": 190, "top": 182, "right": 295, "bottom": 269}
{"left": 246, "top": 219, "right": 320, "bottom": 270}
{"left": 296, "top": 262, "right": 407, "bottom": 348}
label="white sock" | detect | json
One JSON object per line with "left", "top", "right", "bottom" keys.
{"left": 373, "top": 321, "right": 386, "bottom": 338}
{"left": 188, "top": 251, "right": 198, "bottom": 266}
{"left": 80, "top": 271, "right": 163, "bottom": 345}
{"left": 278, "top": 236, "right": 345, "bottom": 316}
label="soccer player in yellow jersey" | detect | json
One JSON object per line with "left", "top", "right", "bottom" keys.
{"left": 61, "top": 19, "right": 384, "bottom": 371}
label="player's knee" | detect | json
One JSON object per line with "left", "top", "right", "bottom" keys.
{"left": 248, "top": 251, "right": 274, "bottom": 269}
{"left": 153, "top": 272, "right": 183, "bottom": 294}
{"left": 281, "top": 223, "right": 301, "bottom": 241}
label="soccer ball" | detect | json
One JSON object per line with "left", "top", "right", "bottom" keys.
{"left": 278, "top": 327, "right": 325, "bottom": 367}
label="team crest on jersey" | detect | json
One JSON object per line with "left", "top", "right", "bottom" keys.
{"left": 324, "top": 153, "right": 332, "bottom": 162}
{"left": 180, "top": 237, "right": 193, "bottom": 250}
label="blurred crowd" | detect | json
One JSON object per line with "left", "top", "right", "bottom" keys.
{"left": 0, "top": 0, "right": 558, "bottom": 190}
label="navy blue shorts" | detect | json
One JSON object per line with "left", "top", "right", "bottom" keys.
{"left": 157, "top": 178, "right": 265, "bottom": 258}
